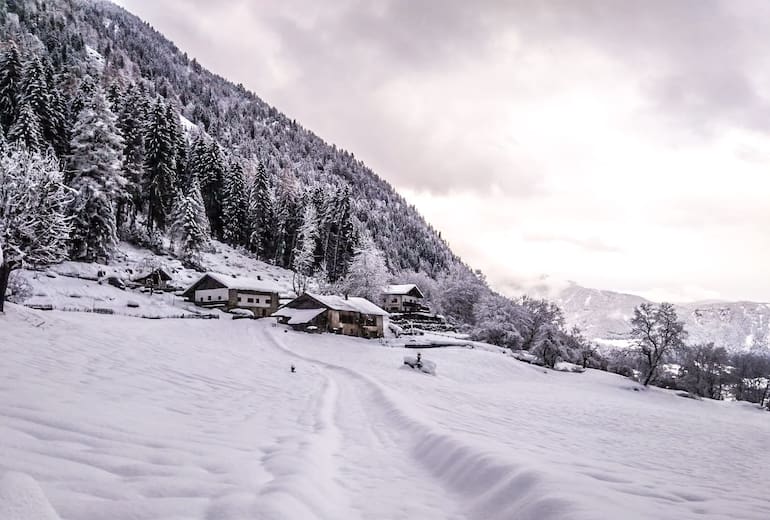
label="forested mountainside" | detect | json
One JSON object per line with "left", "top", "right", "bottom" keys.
{"left": 1, "top": 0, "right": 455, "bottom": 276}
{"left": 1, "top": 0, "right": 579, "bottom": 355}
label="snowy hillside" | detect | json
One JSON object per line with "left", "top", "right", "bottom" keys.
{"left": 1, "top": 306, "right": 769, "bottom": 520}
{"left": 553, "top": 283, "right": 770, "bottom": 351}
{"left": 7, "top": 241, "right": 296, "bottom": 318}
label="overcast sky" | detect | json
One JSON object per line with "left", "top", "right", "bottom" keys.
{"left": 114, "top": 0, "right": 770, "bottom": 303}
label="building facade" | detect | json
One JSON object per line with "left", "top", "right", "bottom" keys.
{"left": 382, "top": 284, "right": 426, "bottom": 313}
{"left": 273, "top": 293, "right": 388, "bottom": 338}
{"left": 182, "top": 273, "right": 280, "bottom": 317}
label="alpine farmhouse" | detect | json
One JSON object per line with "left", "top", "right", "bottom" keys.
{"left": 382, "top": 284, "right": 426, "bottom": 313}
{"left": 182, "top": 273, "right": 280, "bottom": 317}
{"left": 273, "top": 293, "right": 389, "bottom": 338}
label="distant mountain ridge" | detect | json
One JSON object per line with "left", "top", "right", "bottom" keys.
{"left": 552, "top": 283, "right": 770, "bottom": 351}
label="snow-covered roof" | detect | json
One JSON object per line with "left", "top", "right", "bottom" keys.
{"left": 182, "top": 272, "right": 281, "bottom": 296}
{"left": 131, "top": 267, "right": 172, "bottom": 282}
{"left": 384, "top": 284, "right": 424, "bottom": 298}
{"left": 272, "top": 307, "right": 326, "bottom": 325}
{"left": 305, "top": 293, "right": 389, "bottom": 316}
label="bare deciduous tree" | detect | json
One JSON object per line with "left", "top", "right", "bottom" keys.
{"left": 630, "top": 303, "right": 687, "bottom": 386}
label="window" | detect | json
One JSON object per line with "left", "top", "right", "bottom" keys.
{"left": 238, "top": 297, "right": 242, "bottom": 302}
{"left": 255, "top": 298, "right": 260, "bottom": 304}
{"left": 218, "top": 295, "right": 222, "bottom": 300}
{"left": 247, "top": 297, "right": 254, "bottom": 303}
{"left": 207, "top": 296, "right": 211, "bottom": 301}
{"left": 265, "top": 298, "right": 271, "bottom": 304}
{"left": 392, "top": 298, "right": 398, "bottom": 303}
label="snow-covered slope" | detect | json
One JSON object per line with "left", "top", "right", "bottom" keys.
{"left": 7, "top": 241, "right": 296, "bottom": 318}
{"left": 554, "top": 283, "right": 770, "bottom": 351}
{"left": 1, "top": 306, "right": 768, "bottom": 520}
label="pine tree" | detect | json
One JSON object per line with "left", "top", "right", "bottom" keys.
{"left": 19, "top": 56, "right": 53, "bottom": 146}
{"left": 247, "top": 160, "right": 273, "bottom": 258}
{"left": 292, "top": 203, "right": 319, "bottom": 294}
{"left": 67, "top": 86, "right": 125, "bottom": 259}
{"left": 169, "top": 178, "right": 210, "bottom": 265}
{"left": 42, "top": 58, "right": 67, "bottom": 155}
{"left": 0, "top": 42, "right": 22, "bottom": 132}
{"left": 68, "top": 180, "right": 118, "bottom": 261}
{"left": 8, "top": 101, "right": 42, "bottom": 150}
{"left": 116, "top": 83, "right": 148, "bottom": 224}
{"left": 69, "top": 75, "right": 97, "bottom": 124}
{"left": 221, "top": 157, "right": 247, "bottom": 245}
{"left": 143, "top": 98, "right": 177, "bottom": 231}
{"left": 106, "top": 82, "right": 122, "bottom": 111}
{"left": 328, "top": 185, "right": 356, "bottom": 281}
{"left": 67, "top": 86, "right": 124, "bottom": 194}
{"left": 198, "top": 140, "right": 225, "bottom": 237}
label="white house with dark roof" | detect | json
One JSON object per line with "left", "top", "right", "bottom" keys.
{"left": 272, "top": 292, "right": 389, "bottom": 338}
{"left": 181, "top": 272, "right": 280, "bottom": 317}
{"left": 382, "top": 284, "right": 426, "bottom": 313}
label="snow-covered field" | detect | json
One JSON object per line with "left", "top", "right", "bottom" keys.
{"left": 1, "top": 305, "right": 769, "bottom": 520}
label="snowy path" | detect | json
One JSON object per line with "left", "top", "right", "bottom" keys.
{"left": 262, "top": 327, "right": 590, "bottom": 520}
{"left": 257, "top": 327, "right": 467, "bottom": 519}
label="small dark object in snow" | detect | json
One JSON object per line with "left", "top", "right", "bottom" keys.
{"left": 403, "top": 355, "right": 436, "bottom": 375}
{"left": 284, "top": 330, "right": 288, "bottom": 333}
{"left": 290, "top": 364, "right": 296, "bottom": 373}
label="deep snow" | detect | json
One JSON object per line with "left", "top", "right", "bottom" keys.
{"left": 1, "top": 305, "right": 769, "bottom": 520}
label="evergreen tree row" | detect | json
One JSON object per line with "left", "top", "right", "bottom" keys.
{"left": 0, "top": 41, "right": 359, "bottom": 280}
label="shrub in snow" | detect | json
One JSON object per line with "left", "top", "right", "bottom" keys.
{"left": 6, "top": 271, "right": 32, "bottom": 303}
{"left": 0, "top": 144, "right": 72, "bottom": 312}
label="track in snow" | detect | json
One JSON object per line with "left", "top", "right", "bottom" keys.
{"left": 259, "top": 326, "right": 583, "bottom": 520}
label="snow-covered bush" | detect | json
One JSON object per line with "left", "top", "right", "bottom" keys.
{"left": 0, "top": 144, "right": 72, "bottom": 311}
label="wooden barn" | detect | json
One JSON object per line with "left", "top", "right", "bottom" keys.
{"left": 131, "top": 267, "right": 172, "bottom": 291}
{"left": 182, "top": 273, "right": 280, "bottom": 317}
{"left": 272, "top": 293, "right": 388, "bottom": 338}
{"left": 382, "top": 284, "right": 426, "bottom": 313}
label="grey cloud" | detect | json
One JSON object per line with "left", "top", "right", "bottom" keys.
{"left": 117, "top": 0, "right": 770, "bottom": 192}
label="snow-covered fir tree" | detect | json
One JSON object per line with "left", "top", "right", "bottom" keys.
{"left": 68, "top": 181, "right": 119, "bottom": 262}
{"left": 69, "top": 75, "right": 97, "bottom": 126}
{"left": 115, "top": 82, "right": 149, "bottom": 225}
{"left": 8, "top": 101, "right": 42, "bottom": 150}
{"left": 198, "top": 140, "right": 225, "bottom": 238}
{"left": 66, "top": 86, "right": 125, "bottom": 260}
{"left": 221, "top": 157, "right": 247, "bottom": 245}
{"left": 143, "top": 98, "right": 178, "bottom": 231}
{"left": 0, "top": 42, "right": 22, "bottom": 132}
{"left": 292, "top": 203, "right": 319, "bottom": 294}
{"left": 41, "top": 58, "right": 67, "bottom": 155}
{"left": 247, "top": 160, "right": 273, "bottom": 258}
{"left": 169, "top": 177, "right": 210, "bottom": 266}
{"left": 0, "top": 144, "right": 71, "bottom": 311}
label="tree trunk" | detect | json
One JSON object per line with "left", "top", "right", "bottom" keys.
{"left": 0, "top": 261, "right": 13, "bottom": 313}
